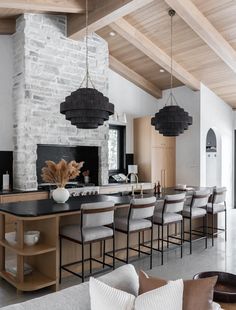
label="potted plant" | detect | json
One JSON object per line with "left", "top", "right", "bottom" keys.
{"left": 41, "top": 159, "right": 84, "bottom": 203}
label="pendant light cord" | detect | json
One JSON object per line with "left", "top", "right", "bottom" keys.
{"left": 79, "top": 0, "right": 95, "bottom": 89}
{"left": 164, "top": 9, "right": 178, "bottom": 107}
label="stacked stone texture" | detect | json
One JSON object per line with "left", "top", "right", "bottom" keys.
{"left": 12, "top": 14, "right": 109, "bottom": 190}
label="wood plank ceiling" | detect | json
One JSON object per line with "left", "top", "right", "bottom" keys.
{"left": 0, "top": 0, "right": 236, "bottom": 107}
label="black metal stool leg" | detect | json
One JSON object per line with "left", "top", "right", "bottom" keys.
{"left": 113, "top": 235, "right": 115, "bottom": 270}
{"left": 161, "top": 225, "right": 164, "bottom": 265}
{"left": 103, "top": 240, "right": 106, "bottom": 268}
{"left": 59, "top": 236, "right": 62, "bottom": 284}
{"left": 180, "top": 221, "right": 183, "bottom": 258}
{"left": 167, "top": 224, "right": 169, "bottom": 248}
{"left": 190, "top": 218, "right": 192, "bottom": 254}
{"left": 150, "top": 226, "right": 153, "bottom": 269}
{"left": 212, "top": 214, "right": 214, "bottom": 246}
{"left": 90, "top": 243, "right": 92, "bottom": 273}
{"left": 225, "top": 209, "right": 227, "bottom": 241}
{"left": 138, "top": 232, "right": 141, "bottom": 257}
{"left": 205, "top": 213, "right": 208, "bottom": 249}
{"left": 126, "top": 232, "right": 130, "bottom": 264}
{"left": 81, "top": 242, "right": 85, "bottom": 283}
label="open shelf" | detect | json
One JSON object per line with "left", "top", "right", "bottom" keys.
{"left": 0, "top": 240, "right": 56, "bottom": 256}
{"left": 0, "top": 270, "right": 56, "bottom": 291}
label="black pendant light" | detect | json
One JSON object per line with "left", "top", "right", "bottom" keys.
{"left": 151, "top": 9, "right": 192, "bottom": 137}
{"left": 60, "top": 0, "right": 114, "bottom": 129}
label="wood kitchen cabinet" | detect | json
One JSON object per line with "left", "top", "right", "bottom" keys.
{"left": 134, "top": 116, "right": 176, "bottom": 187}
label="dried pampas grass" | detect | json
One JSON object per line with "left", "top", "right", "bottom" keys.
{"left": 41, "top": 159, "right": 84, "bottom": 188}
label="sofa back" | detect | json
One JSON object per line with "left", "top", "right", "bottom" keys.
{"left": 0, "top": 265, "right": 139, "bottom": 310}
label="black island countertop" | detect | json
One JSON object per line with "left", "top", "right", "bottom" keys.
{"left": 0, "top": 195, "right": 145, "bottom": 217}
{"left": 0, "top": 188, "right": 202, "bottom": 218}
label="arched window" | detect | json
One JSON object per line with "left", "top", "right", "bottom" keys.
{"left": 206, "top": 128, "right": 217, "bottom": 152}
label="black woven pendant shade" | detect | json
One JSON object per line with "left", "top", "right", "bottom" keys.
{"left": 60, "top": 88, "right": 114, "bottom": 129}
{"left": 151, "top": 9, "right": 193, "bottom": 137}
{"left": 151, "top": 106, "right": 193, "bottom": 136}
{"left": 60, "top": 0, "right": 114, "bottom": 129}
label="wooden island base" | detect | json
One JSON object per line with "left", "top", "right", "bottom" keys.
{"left": 0, "top": 193, "right": 217, "bottom": 293}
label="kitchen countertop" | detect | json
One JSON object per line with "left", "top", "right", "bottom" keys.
{"left": 0, "top": 188, "right": 198, "bottom": 218}
{"left": 0, "top": 195, "right": 133, "bottom": 217}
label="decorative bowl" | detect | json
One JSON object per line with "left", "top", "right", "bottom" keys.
{"left": 5, "top": 232, "right": 17, "bottom": 246}
{"left": 24, "top": 231, "right": 40, "bottom": 246}
{"left": 194, "top": 271, "right": 236, "bottom": 303}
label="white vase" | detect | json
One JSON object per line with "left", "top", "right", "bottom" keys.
{"left": 52, "top": 187, "right": 70, "bottom": 203}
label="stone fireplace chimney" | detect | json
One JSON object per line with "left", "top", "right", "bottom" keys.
{"left": 12, "top": 14, "right": 109, "bottom": 190}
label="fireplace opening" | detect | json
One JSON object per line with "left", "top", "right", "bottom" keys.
{"left": 36, "top": 144, "right": 99, "bottom": 187}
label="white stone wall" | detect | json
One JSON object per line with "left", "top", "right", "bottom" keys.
{"left": 12, "top": 14, "right": 109, "bottom": 190}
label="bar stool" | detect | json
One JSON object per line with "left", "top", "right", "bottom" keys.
{"left": 183, "top": 190, "right": 210, "bottom": 254}
{"left": 153, "top": 193, "right": 185, "bottom": 265}
{"left": 207, "top": 187, "right": 227, "bottom": 246}
{"left": 112, "top": 196, "right": 156, "bottom": 269}
{"left": 59, "top": 201, "right": 115, "bottom": 283}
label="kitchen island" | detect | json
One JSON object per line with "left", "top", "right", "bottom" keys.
{"left": 0, "top": 189, "right": 208, "bottom": 293}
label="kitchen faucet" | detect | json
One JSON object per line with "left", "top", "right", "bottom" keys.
{"left": 126, "top": 172, "right": 138, "bottom": 185}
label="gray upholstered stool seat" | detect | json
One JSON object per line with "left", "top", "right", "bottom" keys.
{"left": 183, "top": 189, "right": 210, "bottom": 254}
{"left": 207, "top": 187, "right": 227, "bottom": 246}
{"left": 183, "top": 206, "right": 206, "bottom": 218}
{"left": 154, "top": 212, "right": 182, "bottom": 224}
{"left": 60, "top": 225, "right": 113, "bottom": 242}
{"left": 153, "top": 193, "right": 185, "bottom": 265}
{"left": 112, "top": 196, "right": 156, "bottom": 269}
{"left": 59, "top": 201, "right": 115, "bottom": 283}
{"left": 115, "top": 218, "right": 152, "bottom": 232}
{"left": 207, "top": 203, "right": 225, "bottom": 214}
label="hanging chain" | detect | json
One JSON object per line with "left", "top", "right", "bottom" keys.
{"left": 170, "top": 10, "right": 173, "bottom": 103}
{"left": 79, "top": 0, "right": 95, "bottom": 89}
{"left": 163, "top": 10, "right": 178, "bottom": 107}
{"left": 85, "top": 0, "right": 89, "bottom": 87}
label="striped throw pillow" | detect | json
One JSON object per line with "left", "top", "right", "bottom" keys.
{"left": 90, "top": 277, "right": 183, "bottom": 310}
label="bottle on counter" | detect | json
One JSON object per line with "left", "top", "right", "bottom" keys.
{"left": 154, "top": 182, "right": 157, "bottom": 195}
{"left": 157, "top": 181, "right": 161, "bottom": 195}
{"left": 2, "top": 171, "right": 10, "bottom": 191}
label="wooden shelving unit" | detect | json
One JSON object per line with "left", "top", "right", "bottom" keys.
{"left": 0, "top": 240, "right": 56, "bottom": 256}
{"left": 0, "top": 269, "right": 56, "bottom": 291}
{"left": 0, "top": 213, "right": 59, "bottom": 292}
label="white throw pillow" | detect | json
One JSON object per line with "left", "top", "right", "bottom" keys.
{"left": 90, "top": 277, "right": 183, "bottom": 310}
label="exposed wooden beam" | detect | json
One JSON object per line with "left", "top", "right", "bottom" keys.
{"left": 110, "top": 55, "right": 162, "bottom": 99}
{"left": 68, "top": 0, "right": 154, "bottom": 40}
{"left": 0, "top": 19, "right": 15, "bottom": 34}
{"left": 0, "top": 0, "right": 85, "bottom": 13}
{"left": 164, "top": 0, "right": 236, "bottom": 73}
{"left": 110, "top": 18, "right": 200, "bottom": 91}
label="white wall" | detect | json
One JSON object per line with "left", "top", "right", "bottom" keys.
{"left": 0, "top": 36, "right": 13, "bottom": 151}
{"left": 108, "top": 69, "right": 159, "bottom": 153}
{"left": 233, "top": 111, "right": 236, "bottom": 128}
{"left": 200, "top": 83, "right": 234, "bottom": 207}
{"left": 154, "top": 86, "right": 201, "bottom": 186}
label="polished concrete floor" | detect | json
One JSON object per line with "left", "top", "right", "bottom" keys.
{"left": 0, "top": 209, "right": 233, "bottom": 308}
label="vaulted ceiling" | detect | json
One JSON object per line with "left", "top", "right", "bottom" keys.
{"left": 0, "top": 0, "right": 236, "bottom": 107}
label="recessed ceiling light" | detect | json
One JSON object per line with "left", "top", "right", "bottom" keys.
{"left": 160, "top": 69, "right": 165, "bottom": 73}
{"left": 109, "top": 31, "right": 116, "bottom": 37}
